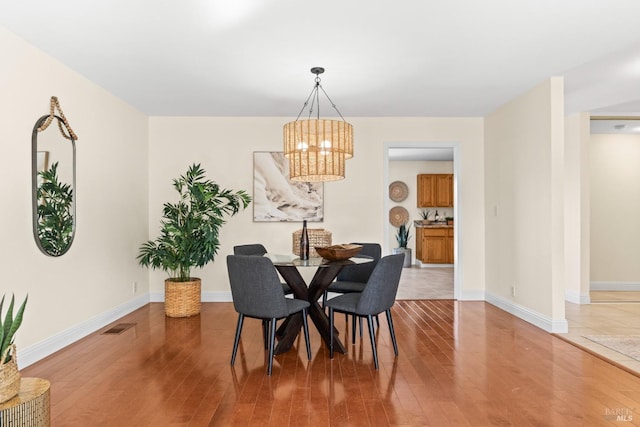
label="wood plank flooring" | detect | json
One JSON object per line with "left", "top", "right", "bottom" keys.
{"left": 22, "top": 301, "right": 640, "bottom": 426}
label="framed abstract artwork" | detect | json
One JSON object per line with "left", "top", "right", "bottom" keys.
{"left": 253, "top": 152, "right": 323, "bottom": 222}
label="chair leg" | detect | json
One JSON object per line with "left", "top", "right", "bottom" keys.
{"left": 329, "top": 307, "right": 335, "bottom": 359}
{"left": 367, "top": 314, "right": 379, "bottom": 370}
{"left": 302, "top": 308, "right": 312, "bottom": 360}
{"left": 267, "top": 318, "right": 277, "bottom": 375}
{"left": 231, "top": 314, "right": 244, "bottom": 365}
{"left": 359, "top": 317, "right": 364, "bottom": 337}
{"left": 351, "top": 314, "right": 357, "bottom": 344}
{"left": 322, "top": 291, "right": 328, "bottom": 309}
{"left": 386, "top": 309, "right": 398, "bottom": 356}
{"left": 262, "top": 320, "right": 268, "bottom": 349}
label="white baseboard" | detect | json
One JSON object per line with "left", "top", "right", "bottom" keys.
{"left": 485, "top": 292, "right": 568, "bottom": 333}
{"left": 458, "top": 289, "right": 485, "bottom": 301}
{"left": 20, "top": 294, "right": 150, "bottom": 368}
{"left": 591, "top": 281, "right": 640, "bottom": 291}
{"left": 414, "top": 261, "right": 454, "bottom": 268}
{"left": 565, "top": 289, "right": 590, "bottom": 304}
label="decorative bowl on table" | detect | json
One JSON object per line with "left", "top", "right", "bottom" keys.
{"left": 314, "top": 244, "right": 363, "bottom": 261}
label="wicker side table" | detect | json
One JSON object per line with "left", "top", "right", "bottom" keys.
{"left": 0, "top": 378, "right": 50, "bottom": 426}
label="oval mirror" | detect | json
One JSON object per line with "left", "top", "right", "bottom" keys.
{"left": 32, "top": 114, "right": 76, "bottom": 256}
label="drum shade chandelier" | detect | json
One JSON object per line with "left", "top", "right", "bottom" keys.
{"left": 284, "top": 67, "right": 353, "bottom": 182}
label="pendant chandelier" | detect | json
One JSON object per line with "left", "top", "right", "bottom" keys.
{"left": 284, "top": 67, "right": 353, "bottom": 182}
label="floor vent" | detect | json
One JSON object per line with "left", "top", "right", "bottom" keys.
{"left": 102, "top": 323, "right": 136, "bottom": 335}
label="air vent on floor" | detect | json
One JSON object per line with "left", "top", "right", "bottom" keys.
{"left": 102, "top": 323, "right": 136, "bottom": 335}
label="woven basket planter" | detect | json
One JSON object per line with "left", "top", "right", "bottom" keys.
{"left": 164, "top": 278, "right": 201, "bottom": 317}
{"left": 292, "top": 228, "right": 331, "bottom": 258}
{"left": 0, "top": 344, "right": 21, "bottom": 403}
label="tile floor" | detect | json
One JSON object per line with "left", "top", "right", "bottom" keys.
{"left": 396, "top": 265, "right": 454, "bottom": 300}
{"left": 557, "top": 296, "right": 640, "bottom": 376}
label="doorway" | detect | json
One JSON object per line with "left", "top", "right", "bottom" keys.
{"left": 383, "top": 142, "right": 461, "bottom": 300}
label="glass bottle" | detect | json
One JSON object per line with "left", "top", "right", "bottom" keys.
{"left": 300, "top": 220, "right": 309, "bottom": 260}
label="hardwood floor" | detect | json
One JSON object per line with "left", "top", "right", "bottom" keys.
{"left": 21, "top": 300, "right": 640, "bottom": 426}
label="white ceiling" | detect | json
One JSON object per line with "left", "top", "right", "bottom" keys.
{"left": 2, "top": 0, "right": 640, "bottom": 119}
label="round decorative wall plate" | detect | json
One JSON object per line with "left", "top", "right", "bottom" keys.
{"left": 389, "top": 181, "right": 409, "bottom": 202}
{"left": 389, "top": 206, "right": 409, "bottom": 227}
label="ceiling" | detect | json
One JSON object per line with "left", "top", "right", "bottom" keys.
{"left": 2, "top": 1, "right": 640, "bottom": 120}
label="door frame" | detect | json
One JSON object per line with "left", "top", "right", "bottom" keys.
{"left": 383, "top": 141, "right": 461, "bottom": 300}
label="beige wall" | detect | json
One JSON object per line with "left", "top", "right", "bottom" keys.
{"left": 564, "top": 113, "right": 591, "bottom": 302}
{"left": 590, "top": 133, "right": 640, "bottom": 284}
{"left": 485, "top": 77, "right": 566, "bottom": 330}
{"left": 0, "top": 26, "right": 149, "bottom": 364}
{"left": 148, "top": 117, "right": 485, "bottom": 299}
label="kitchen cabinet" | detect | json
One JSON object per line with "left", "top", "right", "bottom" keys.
{"left": 416, "top": 226, "right": 454, "bottom": 264}
{"left": 417, "top": 174, "right": 453, "bottom": 207}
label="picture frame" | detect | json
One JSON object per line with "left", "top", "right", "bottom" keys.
{"left": 253, "top": 151, "right": 323, "bottom": 222}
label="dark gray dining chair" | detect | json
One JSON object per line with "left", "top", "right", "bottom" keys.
{"left": 325, "top": 253, "right": 404, "bottom": 369}
{"left": 227, "top": 254, "right": 312, "bottom": 375}
{"left": 233, "top": 244, "right": 293, "bottom": 295}
{"left": 323, "top": 243, "right": 382, "bottom": 305}
{"left": 323, "top": 243, "right": 382, "bottom": 338}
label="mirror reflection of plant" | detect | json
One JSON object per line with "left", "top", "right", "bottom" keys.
{"left": 37, "top": 161, "right": 73, "bottom": 256}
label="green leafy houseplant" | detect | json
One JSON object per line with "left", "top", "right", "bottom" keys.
{"left": 396, "top": 222, "right": 411, "bottom": 248}
{"left": 37, "top": 162, "right": 73, "bottom": 256}
{"left": 0, "top": 294, "right": 28, "bottom": 364}
{"left": 137, "top": 163, "right": 251, "bottom": 282}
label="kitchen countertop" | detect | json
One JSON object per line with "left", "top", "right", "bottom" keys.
{"left": 414, "top": 221, "right": 453, "bottom": 228}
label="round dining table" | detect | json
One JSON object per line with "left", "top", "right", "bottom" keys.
{"left": 269, "top": 255, "right": 373, "bottom": 355}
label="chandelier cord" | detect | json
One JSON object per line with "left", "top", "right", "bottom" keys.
{"left": 294, "top": 85, "right": 319, "bottom": 121}
{"left": 318, "top": 84, "right": 347, "bottom": 122}
{"left": 293, "top": 75, "right": 347, "bottom": 122}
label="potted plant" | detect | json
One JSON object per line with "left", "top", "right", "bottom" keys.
{"left": 0, "top": 294, "right": 28, "bottom": 403}
{"left": 392, "top": 222, "right": 412, "bottom": 268}
{"left": 419, "top": 209, "right": 431, "bottom": 225}
{"left": 137, "top": 164, "right": 251, "bottom": 317}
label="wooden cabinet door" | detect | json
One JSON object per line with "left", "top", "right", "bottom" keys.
{"left": 420, "top": 228, "right": 448, "bottom": 263}
{"left": 435, "top": 174, "right": 453, "bottom": 207}
{"left": 417, "top": 174, "right": 435, "bottom": 207}
{"left": 425, "top": 236, "right": 448, "bottom": 263}
{"left": 418, "top": 174, "right": 453, "bottom": 207}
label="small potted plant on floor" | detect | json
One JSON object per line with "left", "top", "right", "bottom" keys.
{"left": 392, "top": 222, "right": 412, "bottom": 268}
{"left": 137, "top": 164, "right": 251, "bottom": 317}
{"left": 0, "top": 294, "right": 28, "bottom": 403}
